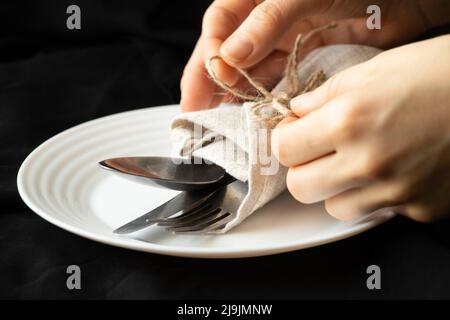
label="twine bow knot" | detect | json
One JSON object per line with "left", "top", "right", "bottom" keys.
{"left": 206, "top": 24, "right": 336, "bottom": 126}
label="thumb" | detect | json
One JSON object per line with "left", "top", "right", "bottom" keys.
{"left": 220, "top": 0, "right": 327, "bottom": 68}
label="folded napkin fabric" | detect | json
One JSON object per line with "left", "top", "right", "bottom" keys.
{"left": 171, "top": 44, "right": 382, "bottom": 233}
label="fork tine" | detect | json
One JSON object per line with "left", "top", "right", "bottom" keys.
{"left": 158, "top": 206, "right": 219, "bottom": 227}
{"left": 157, "top": 202, "right": 212, "bottom": 224}
{"left": 142, "top": 180, "right": 246, "bottom": 234}
{"left": 156, "top": 184, "right": 226, "bottom": 226}
{"left": 168, "top": 210, "right": 232, "bottom": 233}
{"left": 204, "top": 213, "right": 235, "bottom": 233}
{"left": 174, "top": 213, "right": 234, "bottom": 234}
{"left": 143, "top": 197, "right": 212, "bottom": 224}
{"left": 171, "top": 211, "right": 232, "bottom": 234}
{"left": 161, "top": 207, "right": 221, "bottom": 229}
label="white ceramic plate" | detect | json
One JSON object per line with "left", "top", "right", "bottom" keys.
{"left": 17, "top": 105, "right": 394, "bottom": 258}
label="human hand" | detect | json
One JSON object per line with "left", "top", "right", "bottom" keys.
{"left": 181, "top": 0, "right": 448, "bottom": 111}
{"left": 272, "top": 35, "right": 450, "bottom": 222}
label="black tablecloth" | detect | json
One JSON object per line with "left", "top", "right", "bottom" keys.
{"left": 1, "top": 0, "right": 450, "bottom": 299}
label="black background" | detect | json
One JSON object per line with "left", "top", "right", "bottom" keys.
{"left": 1, "top": 0, "right": 450, "bottom": 299}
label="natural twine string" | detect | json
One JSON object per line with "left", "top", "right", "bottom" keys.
{"left": 206, "top": 23, "right": 336, "bottom": 126}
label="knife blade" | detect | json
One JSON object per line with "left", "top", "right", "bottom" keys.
{"left": 113, "top": 174, "right": 236, "bottom": 234}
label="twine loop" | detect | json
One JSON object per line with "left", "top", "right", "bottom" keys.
{"left": 206, "top": 24, "right": 336, "bottom": 126}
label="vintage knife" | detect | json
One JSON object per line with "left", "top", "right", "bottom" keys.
{"left": 113, "top": 174, "right": 236, "bottom": 234}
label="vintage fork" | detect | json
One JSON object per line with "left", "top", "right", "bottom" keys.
{"left": 155, "top": 180, "right": 248, "bottom": 234}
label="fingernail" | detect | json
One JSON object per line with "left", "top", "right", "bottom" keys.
{"left": 221, "top": 34, "right": 253, "bottom": 63}
{"left": 290, "top": 92, "right": 313, "bottom": 108}
{"left": 208, "top": 58, "right": 239, "bottom": 87}
{"left": 208, "top": 58, "right": 221, "bottom": 77}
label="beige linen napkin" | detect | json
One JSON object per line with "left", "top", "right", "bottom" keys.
{"left": 171, "top": 44, "right": 382, "bottom": 233}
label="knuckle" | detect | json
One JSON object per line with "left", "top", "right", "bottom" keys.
{"left": 271, "top": 127, "right": 293, "bottom": 167}
{"left": 354, "top": 150, "right": 387, "bottom": 181}
{"left": 324, "top": 198, "right": 363, "bottom": 221}
{"left": 321, "top": 0, "right": 337, "bottom": 13}
{"left": 386, "top": 182, "right": 415, "bottom": 204}
{"left": 402, "top": 203, "right": 443, "bottom": 223}
{"left": 404, "top": 206, "right": 435, "bottom": 223}
{"left": 203, "top": 5, "right": 240, "bottom": 31}
{"left": 202, "top": 6, "right": 215, "bottom": 28}
{"left": 324, "top": 74, "right": 345, "bottom": 99}
{"left": 330, "top": 98, "right": 365, "bottom": 143}
{"left": 286, "top": 168, "right": 313, "bottom": 204}
{"left": 286, "top": 169, "right": 301, "bottom": 200}
{"left": 180, "top": 76, "right": 185, "bottom": 91}
{"left": 324, "top": 198, "right": 346, "bottom": 220}
{"left": 251, "top": 1, "right": 284, "bottom": 30}
{"left": 271, "top": 128, "right": 286, "bottom": 165}
{"left": 414, "top": 215, "right": 437, "bottom": 223}
{"left": 335, "top": 118, "right": 359, "bottom": 142}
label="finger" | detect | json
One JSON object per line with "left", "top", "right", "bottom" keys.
{"left": 232, "top": 49, "right": 289, "bottom": 94}
{"left": 268, "top": 18, "right": 320, "bottom": 54}
{"left": 180, "top": 39, "right": 220, "bottom": 111}
{"left": 325, "top": 182, "right": 406, "bottom": 220}
{"left": 203, "top": 39, "right": 241, "bottom": 108}
{"left": 290, "top": 64, "right": 364, "bottom": 117}
{"left": 220, "top": 0, "right": 328, "bottom": 68}
{"left": 180, "top": 40, "right": 216, "bottom": 111}
{"left": 202, "top": 0, "right": 255, "bottom": 40}
{"left": 181, "top": 0, "right": 255, "bottom": 111}
{"left": 272, "top": 100, "right": 341, "bottom": 167}
{"left": 275, "top": 17, "right": 374, "bottom": 61}
{"left": 277, "top": 116, "right": 297, "bottom": 126}
{"left": 201, "top": 0, "right": 255, "bottom": 84}
{"left": 222, "top": 49, "right": 289, "bottom": 104}
{"left": 286, "top": 153, "right": 360, "bottom": 204}
{"left": 294, "top": 18, "right": 377, "bottom": 67}
{"left": 305, "top": 17, "right": 374, "bottom": 47}
{"left": 290, "top": 76, "right": 344, "bottom": 117}
{"left": 399, "top": 203, "right": 447, "bottom": 223}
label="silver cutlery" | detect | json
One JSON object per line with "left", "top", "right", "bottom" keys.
{"left": 114, "top": 178, "right": 246, "bottom": 235}
{"left": 161, "top": 179, "right": 248, "bottom": 234}
{"left": 99, "top": 156, "right": 226, "bottom": 191}
{"left": 102, "top": 156, "right": 247, "bottom": 235}
{"left": 113, "top": 174, "right": 237, "bottom": 234}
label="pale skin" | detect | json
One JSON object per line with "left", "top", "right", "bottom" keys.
{"left": 180, "top": 0, "right": 450, "bottom": 222}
